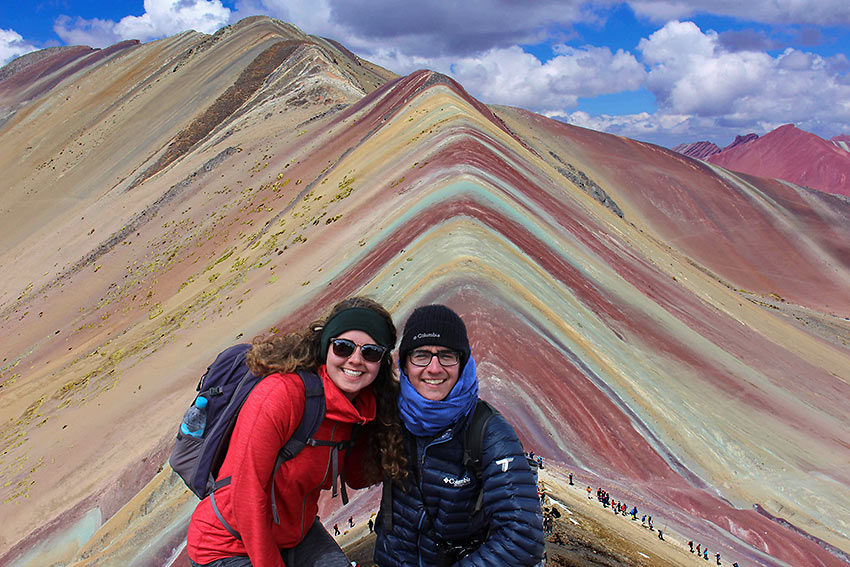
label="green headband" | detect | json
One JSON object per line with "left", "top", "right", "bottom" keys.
{"left": 320, "top": 307, "right": 394, "bottom": 359}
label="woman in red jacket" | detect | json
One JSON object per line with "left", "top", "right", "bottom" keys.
{"left": 187, "top": 296, "right": 406, "bottom": 567}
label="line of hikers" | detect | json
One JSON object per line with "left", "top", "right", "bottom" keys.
{"left": 575, "top": 479, "right": 743, "bottom": 566}
{"left": 688, "top": 540, "right": 739, "bottom": 566}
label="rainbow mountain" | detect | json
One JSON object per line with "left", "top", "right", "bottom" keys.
{"left": 1, "top": 16, "right": 849, "bottom": 567}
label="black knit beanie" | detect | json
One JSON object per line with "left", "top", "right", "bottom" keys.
{"left": 398, "top": 304, "right": 470, "bottom": 369}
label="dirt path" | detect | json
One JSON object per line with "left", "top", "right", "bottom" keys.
{"left": 341, "top": 462, "right": 707, "bottom": 566}
{"left": 539, "top": 466, "right": 697, "bottom": 566}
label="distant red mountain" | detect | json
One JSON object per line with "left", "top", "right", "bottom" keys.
{"left": 832, "top": 134, "right": 850, "bottom": 151}
{"left": 671, "top": 140, "right": 719, "bottom": 159}
{"left": 722, "top": 132, "right": 759, "bottom": 151}
{"left": 674, "top": 124, "right": 850, "bottom": 197}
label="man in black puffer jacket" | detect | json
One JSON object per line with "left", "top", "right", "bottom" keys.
{"left": 374, "top": 305, "right": 544, "bottom": 567}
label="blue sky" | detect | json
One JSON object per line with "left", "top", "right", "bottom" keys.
{"left": 2, "top": 1, "right": 849, "bottom": 148}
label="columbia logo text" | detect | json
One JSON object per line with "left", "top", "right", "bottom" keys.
{"left": 443, "top": 475, "right": 472, "bottom": 487}
{"left": 413, "top": 332, "right": 441, "bottom": 340}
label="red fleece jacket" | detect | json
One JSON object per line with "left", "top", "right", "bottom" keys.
{"left": 187, "top": 365, "right": 376, "bottom": 567}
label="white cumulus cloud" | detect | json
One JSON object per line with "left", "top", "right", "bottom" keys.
{"left": 54, "top": 0, "right": 232, "bottom": 48}
{"left": 636, "top": 20, "right": 850, "bottom": 140}
{"left": 442, "top": 44, "right": 645, "bottom": 112}
{"left": 53, "top": 16, "right": 123, "bottom": 48}
{"left": 0, "top": 29, "right": 38, "bottom": 67}
{"left": 115, "top": 0, "right": 231, "bottom": 41}
{"left": 638, "top": 21, "right": 773, "bottom": 116}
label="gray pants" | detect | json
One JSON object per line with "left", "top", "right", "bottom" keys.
{"left": 191, "top": 518, "right": 350, "bottom": 567}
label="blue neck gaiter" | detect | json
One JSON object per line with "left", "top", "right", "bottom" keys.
{"left": 398, "top": 356, "right": 479, "bottom": 437}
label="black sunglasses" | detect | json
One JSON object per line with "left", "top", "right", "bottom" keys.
{"left": 330, "top": 338, "right": 387, "bottom": 363}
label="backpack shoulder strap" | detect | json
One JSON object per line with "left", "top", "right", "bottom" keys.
{"left": 381, "top": 474, "right": 393, "bottom": 532}
{"left": 462, "top": 399, "right": 498, "bottom": 515}
{"left": 279, "top": 369, "right": 326, "bottom": 460}
{"left": 269, "top": 369, "right": 326, "bottom": 524}
{"left": 462, "top": 399, "right": 498, "bottom": 471}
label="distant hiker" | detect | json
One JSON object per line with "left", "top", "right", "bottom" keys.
{"left": 658, "top": 529, "right": 664, "bottom": 540}
{"left": 716, "top": 552, "right": 721, "bottom": 565}
{"left": 537, "top": 456, "right": 544, "bottom": 469}
{"left": 704, "top": 549, "right": 709, "bottom": 560}
{"left": 689, "top": 540, "right": 694, "bottom": 552}
{"left": 348, "top": 516, "right": 355, "bottom": 528}
{"left": 334, "top": 524, "right": 341, "bottom": 536}
{"left": 569, "top": 472, "right": 573, "bottom": 485}
{"left": 588, "top": 486, "right": 592, "bottom": 498}
{"left": 648, "top": 515, "right": 654, "bottom": 530}
{"left": 631, "top": 506, "right": 638, "bottom": 520}
{"left": 373, "top": 305, "right": 545, "bottom": 566}
{"left": 641, "top": 515, "right": 647, "bottom": 526}
{"left": 186, "top": 297, "right": 403, "bottom": 567}
{"left": 697, "top": 543, "right": 701, "bottom": 555}
{"left": 368, "top": 518, "right": 374, "bottom": 533}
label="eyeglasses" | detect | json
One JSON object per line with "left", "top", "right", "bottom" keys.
{"left": 408, "top": 349, "right": 460, "bottom": 367}
{"left": 330, "top": 338, "right": 387, "bottom": 363}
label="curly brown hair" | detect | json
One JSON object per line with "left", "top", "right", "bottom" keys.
{"left": 246, "top": 296, "right": 407, "bottom": 481}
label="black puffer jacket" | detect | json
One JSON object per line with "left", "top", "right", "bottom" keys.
{"left": 374, "top": 406, "right": 544, "bottom": 567}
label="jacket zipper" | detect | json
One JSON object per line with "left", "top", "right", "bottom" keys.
{"left": 417, "top": 432, "right": 453, "bottom": 567}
